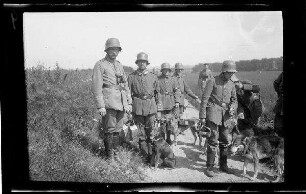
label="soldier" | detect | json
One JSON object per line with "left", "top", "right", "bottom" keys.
{"left": 157, "top": 63, "right": 180, "bottom": 145}
{"left": 173, "top": 63, "right": 201, "bottom": 127}
{"left": 273, "top": 72, "right": 283, "bottom": 137}
{"left": 199, "top": 60, "right": 238, "bottom": 177}
{"left": 198, "top": 63, "right": 214, "bottom": 93}
{"left": 92, "top": 38, "right": 132, "bottom": 162}
{"left": 231, "top": 74, "right": 263, "bottom": 129}
{"left": 127, "top": 52, "right": 160, "bottom": 164}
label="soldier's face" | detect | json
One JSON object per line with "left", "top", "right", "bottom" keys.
{"left": 161, "top": 69, "right": 171, "bottom": 77}
{"left": 106, "top": 47, "right": 120, "bottom": 60}
{"left": 223, "top": 72, "right": 235, "bottom": 81}
{"left": 175, "top": 69, "right": 183, "bottom": 75}
{"left": 137, "top": 60, "right": 148, "bottom": 70}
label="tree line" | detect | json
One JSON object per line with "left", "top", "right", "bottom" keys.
{"left": 192, "top": 57, "right": 283, "bottom": 73}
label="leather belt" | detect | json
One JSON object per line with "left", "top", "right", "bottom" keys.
{"left": 133, "top": 94, "right": 154, "bottom": 100}
{"left": 160, "top": 91, "right": 174, "bottom": 95}
{"left": 102, "top": 84, "right": 123, "bottom": 91}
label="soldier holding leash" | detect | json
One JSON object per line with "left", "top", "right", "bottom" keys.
{"left": 199, "top": 60, "right": 238, "bottom": 177}
{"left": 173, "top": 63, "right": 201, "bottom": 133}
{"left": 157, "top": 63, "right": 180, "bottom": 145}
{"left": 92, "top": 38, "right": 132, "bottom": 162}
{"left": 127, "top": 52, "right": 160, "bottom": 163}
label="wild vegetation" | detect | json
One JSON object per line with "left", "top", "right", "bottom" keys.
{"left": 27, "top": 65, "right": 146, "bottom": 182}
{"left": 27, "top": 62, "right": 281, "bottom": 182}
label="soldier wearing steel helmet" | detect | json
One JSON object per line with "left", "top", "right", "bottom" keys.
{"left": 92, "top": 38, "right": 132, "bottom": 162}
{"left": 157, "top": 63, "right": 180, "bottom": 145}
{"left": 127, "top": 52, "right": 160, "bottom": 164}
{"left": 173, "top": 63, "right": 201, "bottom": 126}
{"left": 199, "top": 60, "right": 238, "bottom": 177}
{"left": 198, "top": 63, "right": 214, "bottom": 93}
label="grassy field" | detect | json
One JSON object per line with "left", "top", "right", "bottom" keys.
{"left": 26, "top": 65, "right": 281, "bottom": 182}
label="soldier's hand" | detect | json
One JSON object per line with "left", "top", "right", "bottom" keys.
{"left": 98, "top": 107, "right": 106, "bottom": 116}
{"left": 175, "top": 102, "right": 180, "bottom": 108}
{"left": 156, "top": 112, "right": 161, "bottom": 121}
{"left": 229, "top": 107, "right": 235, "bottom": 116}
{"left": 195, "top": 97, "right": 201, "bottom": 104}
{"left": 126, "top": 105, "right": 132, "bottom": 113}
{"left": 200, "top": 118, "right": 206, "bottom": 125}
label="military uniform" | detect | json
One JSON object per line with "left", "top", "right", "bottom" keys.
{"left": 273, "top": 72, "right": 283, "bottom": 137}
{"left": 199, "top": 73, "right": 237, "bottom": 171}
{"left": 173, "top": 72, "right": 199, "bottom": 116}
{"left": 128, "top": 69, "right": 160, "bottom": 159}
{"left": 157, "top": 74, "right": 180, "bottom": 145}
{"left": 198, "top": 68, "right": 214, "bottom": 93}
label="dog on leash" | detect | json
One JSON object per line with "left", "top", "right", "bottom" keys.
{"left": 242, "top": 135, "right": 284, "bottom": 181}
{"left": 151, "top": 135, "right": 176, "bottom": 169}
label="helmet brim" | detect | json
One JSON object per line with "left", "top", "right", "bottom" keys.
{"left": 104, "top": 47, "right": 122, "bottom": 52}
{"left": 135, "top": 60, "right": 150, "bottom": 65}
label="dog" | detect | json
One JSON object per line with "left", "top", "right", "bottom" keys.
{"left": 158, "top": 114, "right": 180, "bottom": 146}
{"left": 239, "top": 135, "right": 284, "bottom": 181}
{"left": 151, "top": 135, "right": 176, "bottom": 169}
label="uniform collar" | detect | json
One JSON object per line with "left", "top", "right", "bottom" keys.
{"left": 174, "top": 73, "right": 182, "bottom": 78}
{"left": 136, "top": 69, "right": 149, "bottom": 76}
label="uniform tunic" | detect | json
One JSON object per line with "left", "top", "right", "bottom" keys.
{"left": 199, "top": 73, "right": 238, "bottom": 150}
{"left": 92, "top": 58, "right": 132, "bottom": 111}
{"left": 128, "top": 70, "right": 159, "bottom": 116}
{"left": 92, "top": 58, "right": 132, "bottom": 133}
{"left": 173, "top": 73, "right": 198, "bottom": 106}
{"left": 157, "top": 74, "right": 180, "bottom": 111}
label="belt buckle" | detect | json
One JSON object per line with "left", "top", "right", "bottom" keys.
{"left": 143, "top": 95, "right": 147, "bottom": 100}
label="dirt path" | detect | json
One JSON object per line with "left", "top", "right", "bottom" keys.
{"left": 141, "top": 100, "right": 277, "bottom": 183}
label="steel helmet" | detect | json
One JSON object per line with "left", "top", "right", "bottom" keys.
{"left": 203, "top": 63, "right": 210, "bottom": 70}
{"left": 161, "top": 63, "right": 171, "bottom": 70}
{"left": 175, "top": 63, "right": 184, "bottom": 70}
{"left": 135, "top": 52, "right": 150, "bottom": 64}
{"left": 104, "top": 38, "right": 122, "bottom": 51}
{"left": 221, "top": 60, "right": 237, "bottom": 73}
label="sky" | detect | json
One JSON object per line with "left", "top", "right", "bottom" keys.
{"left": 24, "top": 11, "right": 283, "bottom": 70}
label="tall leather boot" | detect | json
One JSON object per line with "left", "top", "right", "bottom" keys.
{"left": 112, "top": 132, "right": 121, "bottom": 162}
{"left": 104, "top": 133, "right": 114, "bottom": 161}
{"left": 205, "top": 149, "right": 216, "bottom": 177}
{"left": 219, "top": 147, "right": 234, "bottom": 174}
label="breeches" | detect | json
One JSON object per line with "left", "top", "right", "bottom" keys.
{"left": 134, "top": 114, "right": 156, "bottom": 140}
{"left": 102, "top": 109, "right": 125, "bottom": 134}
{"left": 206, "top": 120, "right": 231, "bottom": 153}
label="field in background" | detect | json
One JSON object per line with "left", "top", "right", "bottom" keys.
{"left": 26, "top": 64, "right": 282, "bottom": 182}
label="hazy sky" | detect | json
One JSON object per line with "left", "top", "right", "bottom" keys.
{"left": 24, "top": 11, "right": 283, "bottom": 69}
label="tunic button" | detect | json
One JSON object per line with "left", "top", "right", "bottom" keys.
{"left": 222, "top": 103, "right": 226, "bottom": 108}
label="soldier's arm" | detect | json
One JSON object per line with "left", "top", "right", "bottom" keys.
{"left": 173, "top": 78, "right": 181, "bottom": 103}
{"left": 127, "top": 74, "right": 133, "bottom": 97}
{"left": 183, "top": 79, "right": 198, "bottom": 100}
{"left": 229, "top": 83, "right": 238, "bottom": 112}
{"left": 122, "top": 70, "right": 133, "bottom": 105}
{"left": 154, "top": 75, "right": 160, "bottom": 105}
{"left": 199, "top": 78, "right": 214, "bottom": 119}
{"left": 92, "top": 63, "right": 105, "bottom": 109}
{"left": 198, "top": 71, "right": 202, "bottom": 90}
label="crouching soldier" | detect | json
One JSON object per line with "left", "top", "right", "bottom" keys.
{"left": 127, "top": 52, "right": 160, "bottom": 164}
{"left": 231, "top": 75, "right": 263, "bottom": 130}
{"left": 92, "top": 38, "right": 132, "bottom": 162}
{"left": 173, "top": 63, "right": 201, "bottom": 133}
{"left": 199, "top": 60, "right": 238, "bottom": 177}
{"left": 157, "top": 63, "right": 180, "bottom": 146}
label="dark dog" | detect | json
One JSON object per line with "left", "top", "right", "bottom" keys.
{"left": 158, "top": 114, "right": 179, "bottom": 146}
{"left": 242, "top": 135, "right": 284, "bottom": 181}
{"left": 151, "top": 136, "right": 176, "bottom": 169}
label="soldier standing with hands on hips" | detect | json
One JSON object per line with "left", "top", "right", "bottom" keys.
{"left": 92, "top": 38, "right": 132, "bottom": 162}
{"left": 127, "top": 52, "right": 160, "bottom": 164}
{"left": 199, "top": 60, "right": 238, "bottom": 177}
